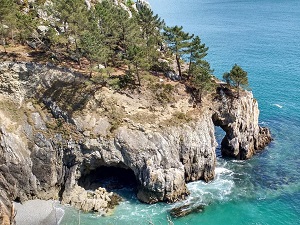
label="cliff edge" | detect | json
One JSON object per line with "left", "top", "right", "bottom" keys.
{"left": 0, "top": 62, "right": 271, "bottom": 224}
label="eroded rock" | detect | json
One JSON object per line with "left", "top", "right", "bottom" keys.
{"left": 213, "top": 88, "right": 272, "bottom": 159}
{"left": 62, "top": 186, "right": 121, "bottom": 214}
{"left": 0, "top": 62, "right": 271, "bottom": 223}
{"left": 169, "top": 203, "right": 205, "bottom": 218}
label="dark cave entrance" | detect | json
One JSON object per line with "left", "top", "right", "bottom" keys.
{"left": 212, "top": 112, "right": 230, "bottom": 158}
{"left": 78, "top": 165, "right": 138, "bottom": 192}
{"left": 214, "top": 126, "right": 226, "bottom": 158}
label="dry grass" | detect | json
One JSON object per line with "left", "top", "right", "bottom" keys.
{"left": 0, "top": 98, "right": 25, "bottom": 127}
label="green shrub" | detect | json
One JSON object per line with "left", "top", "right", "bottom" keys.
{"left": 150, "top": 83, "right": 174, "bottom": 103}
{"left": 173, "top": 111, "right": 191, "bottom": 122}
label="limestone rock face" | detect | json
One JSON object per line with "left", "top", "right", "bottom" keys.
{"left": 213, "top": 88, "right": 272, "bottom": 159}
{"left": 62, "top": 113, "right": 216, "bottom": 204}
{"left": 0, "top": 62, "right": 271, "bottom": 223}
{"left": 114, "top": 115, "right": 216, "bottom": 203}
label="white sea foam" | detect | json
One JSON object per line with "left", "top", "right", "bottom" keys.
{"left": 259, "top": 121, "right": 268, "bottom": 125}
{"left": 186, "top": 167, "right": 235, "bottom": 203}
{"left": 98, "top": 166, "right": 236, "bottom": 223}
{"left": 215, "top": 167, "right": 233, "bottom": 175}
{"left": 273, "top": 103, "right": 283, "bottom": 108}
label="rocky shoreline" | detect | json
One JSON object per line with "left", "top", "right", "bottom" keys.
{"left": 0, "top": 62, "right": 271, "bottom": 224}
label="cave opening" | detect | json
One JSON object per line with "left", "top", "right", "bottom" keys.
{"left": 78, "top": 165, "right": 138, "bottom": 193}
{"left": 214, "top": 126, "right": 226, "bottom": 158}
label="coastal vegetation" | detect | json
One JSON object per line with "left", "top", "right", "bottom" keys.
{"left": 0, "top": 0, "right": 229, "bottom": 106}
{"left": 223, "top": 64, "right": 249, "bottom": 97}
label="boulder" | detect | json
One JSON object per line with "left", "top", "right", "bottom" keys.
{"left": 169, "top": 203, "right": 205, "bottom": 218}
{"left": 37, "top": 25, "right": 49, "bottom": 35}
{"left": 62, "top": 186, "right": 121, "bottom": 213}
{"left": 165, "top": 71, "right": 180, "bottom": 81}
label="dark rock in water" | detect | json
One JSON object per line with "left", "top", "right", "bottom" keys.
{"left": 107, "top": 193, "right": 123, "bottom": 209}
{"left": 169, "top": 203, "right": 205, "bottom": 218}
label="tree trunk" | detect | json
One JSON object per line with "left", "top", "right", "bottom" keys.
{"left": 0, "top": 23, "right": 3, "bottom": 45}
{"left": 11, "top": 29, "right": 14, "bottom": 46}
{"left": 176, "top": 54, "right": 181, "bottom": 79}
{"left": 198, "top": 90, "right": 202, "bottom": 104}
{"left": 89, "top": 59, "right": 93, "bottom": 78}
{"left": 135, "top": 62, "right": 141, "bottom": 86}
{"left": 1, "top": 24, "right": 7, "bottom": 53}
{"left": 188, "top": 50, "right": 193, "bottom": 78}
{"left": 3, "top": 36, "right": 7, "bottom": 53}
{"left": 74, "top": 38, "right": 82, "bottom": 68}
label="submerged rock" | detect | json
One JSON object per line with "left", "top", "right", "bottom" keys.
{"left": 169, "top": 203, "right": 205, "bottom": 218}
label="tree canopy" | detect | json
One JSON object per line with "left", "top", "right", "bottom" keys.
{"left": 0, "top": 0, "right": 219, "bottom": 105}
{"left": 187, "top": 36, "right": 211, "bottom": 77}
{"left": 163, "top": 25, "right": 194, "bottom": 78}
{"left": 191, "top": 66, "right": 214, "bottom": 104}
{"left": 0, "top": 0, "right": 18, "bottom": 52}
{"left": 223, "top": 64, "right": 249, "bottom": 97}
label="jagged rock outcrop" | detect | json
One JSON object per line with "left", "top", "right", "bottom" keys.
{"left": 212, "top": 87, "right": 272, "bottom": 159}
{"left": 0, "top": 62, "right": 271, "bottom": 224}
{"left": 70, "top": 113, "right": 216, "bottom": 204}
{"left": 62, "top": 186, "right": 121, "bottom": 214}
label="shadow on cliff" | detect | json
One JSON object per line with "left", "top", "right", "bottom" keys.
{"left": 40, "top": 80, "right": 101, "bottom": 120}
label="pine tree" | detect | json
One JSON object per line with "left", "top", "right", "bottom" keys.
{"left": 163, "top": 26, "right": 194, "bottom": 78}
{"left": 135, "top": 4, "right": 165, "bottom": 73}
{"left": 125, "top": 43, "right": 149, "bottom": 86}
{"left": 94, "top": 1, "right": 119, "bottom": 65}
{"left": 16, "top": 8, "right": 39, "bottom": 45}
{"left": 116, "top": 9, "right": 139, "bottom": 56}
{"left": 223, "top": 64, "right": 249, "bottom": 97}
{"left": 81, "top": 30, "right": 110, "bottom": 75}
{"left": 50, "top": 0, "right": 89, "bottom": 64}
{"left": 187, "top": 36, "right": 210, "bottom": 77}
{"left": 191, "top": 66, "right": 214, "bottom": 104}
{"left": 0, "top": 0, "right": 18, "bottom": 52}
{"left": 136, "top": 4, "right": 164, "bottom": 62}
{"left": 94, "top": 0, "right": 140, "bottom": 66}
{"left": 137, "top": 4, "right": 164, "bottom": 43}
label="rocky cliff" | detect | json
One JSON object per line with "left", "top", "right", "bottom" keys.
{"left": 0, "top": 62, "right": 271, "bottom": 224}
{"left": 213, "top": 87, "right": 272, "bottom": 159}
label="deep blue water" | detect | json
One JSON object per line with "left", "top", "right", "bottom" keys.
{"left": 61, "top": 1, "right": 300, "bottom": 224}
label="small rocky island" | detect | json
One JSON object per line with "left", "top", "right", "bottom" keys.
{"left": 0, "top": 0, "right": 272, "bottom": 224}
{"left": 0, "top": 62, "right": 271, "bottom": 223}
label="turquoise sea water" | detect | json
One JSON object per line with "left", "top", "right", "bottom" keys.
{"left": 61, "top": 1, "right": 300, "bottom": 224}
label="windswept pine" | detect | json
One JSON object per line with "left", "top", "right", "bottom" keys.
{"left": 163, "top": 25, "right": 194, "bottom": 79}
{"left": 223, "top": 64, "right": 249, "bottom": 97}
